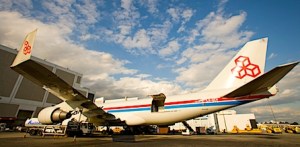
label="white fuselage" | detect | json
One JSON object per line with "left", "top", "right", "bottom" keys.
{"left": 99, "top": 89, "right": 273, "bottom": 126}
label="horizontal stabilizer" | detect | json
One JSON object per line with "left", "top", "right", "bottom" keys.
{"left": 224, "top": 61, "right": 299, "bottom": 98}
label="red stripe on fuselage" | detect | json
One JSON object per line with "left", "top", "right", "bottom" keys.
{"left": 103, "top": 94, "right": 273, "bottom": 111}
{"left": 103, "top": 104, "right": 151, "bottom": 110}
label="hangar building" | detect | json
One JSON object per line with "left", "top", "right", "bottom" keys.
{"left": 0, "top": 44, "right": 95, "bottom": 128}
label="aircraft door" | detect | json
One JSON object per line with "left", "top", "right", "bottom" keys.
{"left": 150, "top": 93, "right": 166, "bottom": 112}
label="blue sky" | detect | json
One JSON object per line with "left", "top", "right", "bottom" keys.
{"left": 0, "top": 0, "right": 299, "bottom": 122}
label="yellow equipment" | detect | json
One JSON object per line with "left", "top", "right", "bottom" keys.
{"left": 230, "top": 125, "right": 262, "bottom": 134}
{"left": 295, "top": 127, "right": 300, "bottom": 133}
{"left": 267, "top": 126, "right": 282, "bottom": 134}
{"left": 285, "top": 126, "right": 300, "bottom": 134}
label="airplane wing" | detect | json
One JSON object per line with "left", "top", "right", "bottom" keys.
{"left": 10, "top": 30, "right": 123, "bottom": 126}
{"left": 224, "top": 61, "right": 299, "bottom": 98}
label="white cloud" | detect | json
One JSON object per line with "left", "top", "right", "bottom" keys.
{"left": 167, "top": 7, "right": 194, "bottom": 22}
{"left": 140, "top": 0, "right": 158, "bottom": 14}
{"left": 234, "top": 66, "right": 300, "bottom": 122}
{"left": 79, "top": 33, "right": 100, "bottom": 41}
{"left": 159, "top": 40, "right": 180, "bottom": 57}
{"left": 0, "top": 0, "right": 33, "bottom": 15}
{"left": 118, "top": 25, "right": 132, "bottom": 36}
{"left": 182, "top": 9, "right": 193, "bottom": 22}
{"left": 0, "top": 10, "right": 185, "bottom": 99}
{"left": 175, "top": 51, "right": 235, "bottom": 88}
{"left": 199, "top": 11, "right": 253, "bottom": 47}
{"left": 0, "top": 11, "right": 135, "bottom": 76}
{"left": 268, "top": 53, "right": 277, "bottom": 60}
{"left": 121, "top": 0, "right": 133, "bottom": 11}
{"left": 0, "top": 11, "right": 134, "bottom": 94}
{"left": 185, "top": 29, "right": 200, "bottom": 44}
{"left": 106, "top": 0, "right": 167, "bottom": 55}
{"left": 122, "top": 29, "right": 154, "bottom": 54}
{"left": 40, "top": 0, "right": 101, "bottom": 41}
{"left": 177, "top": 26, "right": 185, "bottom": 33}
{"left": 175, "top": 0, "right": 253, "bottom": 88}
{"left": 106, "top": 19, "right": 172, "bottom": 55}
{"left": 112, "top": 77, "right": 184, "bottom": 97}
{"left": 148, "top": 20, "right": 173, "bottom": 46}
{"left": 42, "top": 0, "right": 72, "bottom": 16}
{"left": 156, "top": 64, "right": 165, "bottom": 69}
{"left": 249, "top": 106, "right": 300, "bottom": 122}
{"left": 217, "top": 0, "right": 228, "bottom": 14}
{"left": 178, "top": 43, "right": 221, "bottom": 64}
{"left": 74, "top": 0, "right": 100, "bottom": 24}
{"left": 167, "top": 8, "right": 180, "bottom": 22}
{"left": 113, "top": 0, "right": 140, "bottom": 26}
{"left": 166, "top": 7, "right": 194, "bottom": 33}
{"left": 135, "top": 74, "right": 152, "bottom": 79}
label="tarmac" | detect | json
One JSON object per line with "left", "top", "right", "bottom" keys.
{"left": 0, "top": 132, "right": 299, "bottom": 147}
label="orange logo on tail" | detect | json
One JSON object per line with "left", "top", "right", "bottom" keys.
{"left": 23, "top": 41, "right": 31, "bottom": 55}
{"left": 231, "top": 56, "right": 261, "bottom": 79}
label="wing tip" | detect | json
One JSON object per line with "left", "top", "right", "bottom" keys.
{"left": 278, "top": 61, "right": 299, "bottom": 68}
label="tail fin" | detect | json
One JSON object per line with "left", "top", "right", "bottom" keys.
{"left": 205, "top": 38, "right": 268, "bottom": 90}
{"left": 11, "top": 29, "right": 37, "bottom": 67}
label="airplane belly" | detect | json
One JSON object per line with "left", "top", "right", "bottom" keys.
{"left": 113, "top": 107, "right": 208, "bottom": 125}
{"left": 142, "top": 108, "right": 203, "bottom": 125}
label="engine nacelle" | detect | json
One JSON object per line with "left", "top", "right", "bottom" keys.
{"left": 38, "top": 107, "right": 71, "bottom": 124}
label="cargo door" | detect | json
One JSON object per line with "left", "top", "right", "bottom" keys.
{"left": 150, "top": 93, "right": 166, "bottom": 112}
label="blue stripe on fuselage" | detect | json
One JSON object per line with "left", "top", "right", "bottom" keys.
{"left": 107, "top": 100, "right": 252, "bottom": 113}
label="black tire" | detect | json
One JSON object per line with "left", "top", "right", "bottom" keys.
{"left": 29, "top": 129, "right": 37, "bottom": 136}
{"left": 37, "top": 130, "right": 43, "bottom": 136}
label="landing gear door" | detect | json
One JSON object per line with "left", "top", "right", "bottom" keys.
{"left": 150, "top": 93, "right": 166, "bottom": 112}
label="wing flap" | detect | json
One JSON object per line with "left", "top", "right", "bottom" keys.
{"left": 224, "top": 61, "right": 299, "bottom": 98}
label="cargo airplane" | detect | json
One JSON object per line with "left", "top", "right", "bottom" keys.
{"left": 11, "top": 30, "right": 299, "bottom": 128}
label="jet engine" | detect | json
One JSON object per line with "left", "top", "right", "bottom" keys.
{"left": 38, "top": 107, "right": 71, "bottom": 124}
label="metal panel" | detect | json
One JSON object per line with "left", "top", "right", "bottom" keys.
{"left": 46, "top": 89, "right": 86, "bottom": 104}
{"left": 77, "top": 90, "right": 87, "bottom": 97}
{"left": 0, "top": 50, "right": 19, "bottom": 97}
{"left": 15, "top": 78, "right": 45, "bottom": 102}
{"left": 0, "top": 103, "right": 19, "bottom": 117}
{"left": 46, "top": 93, "right": 63, "bottom": 104}
{"left": 55, "top": 69, "right": 75, "bottom": 86}
{"left": 39, "top": 62, "right": 53, "bottom": 72}
{"left": 14, "top": 55, "right": 53, "bottom": 102}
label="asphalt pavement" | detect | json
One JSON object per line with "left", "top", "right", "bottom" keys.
{"left": 0, "top": 132, "right": 299, "bottom": 147}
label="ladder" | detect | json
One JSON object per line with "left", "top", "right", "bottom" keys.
{"left": 181, "top": 121, "right": 195, "bottom": 133}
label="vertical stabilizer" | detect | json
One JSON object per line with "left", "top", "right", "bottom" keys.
{"left": 205, "top": 38, "right": 268, "bottom": 91}
{"left": 11, "top": 29, "right": 37, "bottom": 67}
